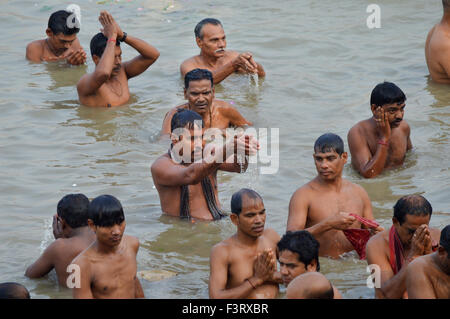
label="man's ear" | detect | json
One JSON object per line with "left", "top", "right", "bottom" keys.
{"left": 87, "top": 219, "right": 96, "bottom": 232}
{"left": 341, "top": 152, "right": 348, "bottom": 163}
{"left": 195, "top": 36, "right": 203, "bottom": 49}
{"left": 46, "top": 28, "right": 53, "bottom": 37}
{"left": 306, "top": 259, "right": 317, "bottom": 272}
{"left": 230, "top": 213, "right": 239, "bottom": 226}
{"left": 92, "top": 55, "right": 100, "bottom": 65}
{"left": 392, "top": 217, "right": 399, "bottom": 226}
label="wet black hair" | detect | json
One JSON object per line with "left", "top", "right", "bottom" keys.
{"left": 440, "top": 225, "right": 450, "bottom": 254}
{"left": 314, "top": 133, "right": 344, "bottom": 156}
{"left": 370, "top": 82, "right": 406, "bottom": 107}
{"left": 171, "top": 109, "right": 204, "bottom": 133}
{"left": 48, "top": 10, "right": 80, "bottom": 35}
{"left": 194, "top": 18, "right": 223, "bottom": 39}
{"left": 90, "top": 32, "right": 120, "bottom": 58}
{"left": 57, "top": 194, "right": 90, "bottom": 228}
{"left": 277, "top": 231, "right": 321, "bottom": 271}
{"left": 393, "top": 195, "right": 432, "bottom": 225}
{"left": 88, "top": 195, "right": 125, "bottom": 227}
{"left": 184, "top": 68, "right": 214, "bottom": 89}
{"left": 0, "top": 283, "right": 30, "bottom": 299}
{"left": 443, "top": 1, "right": 450, "bottom": 9}
{"left": 230, "top": 188, "right": 263, "bottom": 216}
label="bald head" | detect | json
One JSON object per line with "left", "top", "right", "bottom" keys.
{"left": 286, "top": 272, "right": 334, "bottom": 299}
{"left": 0, "top": 282, "right": 30, "bottom": 299}
{"left": 230, "top": 188, "right": 263, "bottom": 216}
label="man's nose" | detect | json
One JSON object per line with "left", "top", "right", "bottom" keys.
{"left": 111, "top": 225, "right": 121, "bottom": 235}
{"left": 280, "top": 265, "right": 288, "bottom": 275}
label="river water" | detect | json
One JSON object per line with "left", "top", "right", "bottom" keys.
{"left": 0, "top": 0, "right": 448, "bottom": 299}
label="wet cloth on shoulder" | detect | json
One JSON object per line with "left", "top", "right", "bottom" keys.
{"left": 343, "top": 213, "right": 380, "bottom": 260}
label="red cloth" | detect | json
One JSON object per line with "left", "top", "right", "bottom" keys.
{"left": 343, "top": 214, "right": 380, "bottom": 260}
{"left": 389, "top": 225, "right": 404, "bottom": 274}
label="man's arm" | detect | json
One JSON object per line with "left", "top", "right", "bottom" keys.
{"left": 151, "top": 157, "right": 221, "bottom": 187}
{"left": 122, "top": 35, "right": 160, "bottom": 79}
{"left": 220, "top": 102, "right": 253, "bottom": 127}
{"left": 25, "top": 241, "right": 58, "bottom": 278}
{"left": 26, "top": 41, "right": 43, "bottom": 62}
{"left": 347, "top": 124, "right": 388, "bottom": 179}
{"left": 287, "top": 188, "right": 356, "bottom": 235}
{"left": 405, "top": 258, "right": 436, "bottom": 299}
{"left": 131, "top": 236, "right": 145, "bottom": 298}
{"left": 72, "top": 257, "right": 94, "bottom": 299}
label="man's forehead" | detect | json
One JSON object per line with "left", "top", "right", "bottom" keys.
{"left": 279, "top": 249, "right": 300, "bottom": 262}
{"left": 241, "top": 195, "right": 264, "bottom": 211}
{"left": 314, "top": 150, "right": 339, "bottom": 157}
{"left": 202, "top": 24, "right": 225, "bottom": 38}
{"left": 187, "top": 79, "right": 212, "bottom": 91}
{"left": 55, "top": 33, "right": 77, "bottom": 41}
{"left": 382, "top": 102, "right": 406, "bottom": 108}
{"left": 403, "top": 214, "right": 430, "bottom": 226}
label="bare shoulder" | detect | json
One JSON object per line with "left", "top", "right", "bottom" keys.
{"left": 367, "top": 229, "right": 388, "bottom": 251}
{"left": 151, "top": 154, "right": 171, "bottom": 173}
{"left": 263, "top": 227, "right": 280, "bottom": 244}
{"left": 407, "top": 254, "right": 429, "bottom": 273}
{"left": 399, "top": 120, "right": 410, "bottom": 134}
{"left": 71, "top": 246, "right": 91, "bottom": 268}
{"left": 124, "top": 235, "right": 140, "bottom": 252}
{"left": 180, "top": 55, "right": 201, "bottom": 74}
{"left": 348, "top": 119, "right": 370, "bottom": 137}
{"left": 26, "top": 40, "right": 44, "bottom": 61}
{"left": 211, "top": 238, "right": 233, "bottom": 258}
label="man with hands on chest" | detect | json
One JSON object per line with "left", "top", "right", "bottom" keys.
{"left": 77, "top": 11, "right": 159, "bottom": 108}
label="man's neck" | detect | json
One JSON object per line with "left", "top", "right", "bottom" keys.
{"left": 94, "top": 240, "right": 121, "bottom": 255}
{"left": 235, "top": 230, "right": 260, "bottom": 247}
{"left": 199, "top": 51, "right": 220, "bottom": 67}
{"left": 45, "top": 39, "right": 63, "bottom": 57}
{"left": 316, "top": 175, "right": 343, "bottom": 191}
{"left": 65, "top": 226, "right": 91, "bottom": 238}
{"left": 442, "top": 10, "right": 450, "bottom": 26}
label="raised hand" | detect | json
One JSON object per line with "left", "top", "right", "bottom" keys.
{"left": 99, "top": 11, "right": 119, "bottom": 39}
{"left": 253, "top": 249, "right": 276, "bottom": 283}
{"left": 374, "top": 106, "right": 391, "bottom": 142}
{"left": 409, "top": 225, "right": 431, "bottom": 257}
{"left": 52, "top": 214, "right": 63, "bottom": 239}
{"left": 233, "top": 52, "right": 258, "bottom": 74}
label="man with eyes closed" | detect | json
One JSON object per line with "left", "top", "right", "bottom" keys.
{"left": 347, "top": 82, "right": 412, "bottom": 178}
{"left": 287, "top": 133, "right": 383, "bottom": 259}
{"left": 77, "top": 11, "right": 159, "bottom": 107}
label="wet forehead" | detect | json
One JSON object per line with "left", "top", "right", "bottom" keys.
{"left": 201, "top": 24, "right": 225, "bottom": 39}
{"left": 402, "top": 214, "right": 430, "bottom": 228}
{"left": 187, "top": 79, "right": 213, "bottom": 92}
{"left": 240, "top": 195, "right": 264, "bottom": 213}
{"left": 279, "top": 250, "right": 301, "bottom": 264}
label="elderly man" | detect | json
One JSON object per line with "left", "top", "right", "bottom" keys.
{"left": 180, "top": 18, "right": 265, "bottom": 84}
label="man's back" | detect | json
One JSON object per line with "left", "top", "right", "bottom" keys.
{"left": 426, "top": 22, "right": 450, "bottom": 84}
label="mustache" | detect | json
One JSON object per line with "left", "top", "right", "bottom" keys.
{"left": 215, "top": 48, "right": 225, "bottom": 53}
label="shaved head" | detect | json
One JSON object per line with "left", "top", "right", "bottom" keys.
{"left": 286, "top": 272, "right": 334, "bottom": 299}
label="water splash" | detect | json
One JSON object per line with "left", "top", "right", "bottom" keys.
{"left": 39, "top": 217, "right": 54, "bottom": 254}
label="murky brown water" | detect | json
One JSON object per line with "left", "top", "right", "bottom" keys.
{"left": 0, "top": 0, "right": 448, "bottom": 299}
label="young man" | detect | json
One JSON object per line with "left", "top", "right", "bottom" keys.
{"left": 366, "top": 195, "right": 441, "bottom": 299}
{"left": 180, "top": 18, "right": 265, "bottom": 84}
{"left": 405, "top": 225, "right": 450, "bottom": 299}
{"left": 287, "top": 133, "right": 382, "bottom": 258}
{"left": 277, "top": 230, "right": 342, "bottom": 298}
{"left": 347, "top": 82, "right": 412, "bottom": 178}
{"left": 152, "top": 109, "right": 259, "bottom": 221}
{"left": 26, "top": 10, "right": 86, "bottom": 65}
{"left": 77, "top": 11, "right": 159, "bottom": 107}
{"left": 161, "top": 68, "right": 252, "bottom": 136}
{"left": 71, "top": 195, "right": 144, "bottom": 299}
{"left": 425, "top": 1, "right": 450, "bottom": 84}
{"left": 209, "top": 189, "right": 281, "bottom": 299}
{"left": 25, "top": 194, "right": 95, "bottom": 287}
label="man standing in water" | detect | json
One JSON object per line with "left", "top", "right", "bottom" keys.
{"left": 77, "top": 11, "right": 159, "bottom": 107}
{"left": 287, "top": 133, "right": 382, "bottom": 258}
{"left": 180, "top": 18, "right": 265, "bottom": 84}
{"left": 425, "top": 1, "right": 450, "bottom": 84}
{"left": 72, "top": 195, "right": 144, "bottom": 299}
{"left": 347, "top": 82, "right": 412, "bottom": 178}
{"left": 152, "top": 109, "right": 259, "bottom": 221}
{"left": 26, "top": 10, "right": 86, "bottom": 65}
{"left": 366, "top": 195, "right": 441, "bottom": 299}
{"left": 25, "top": 194, "right": 95, "bottom": 287}
{"left": 405, "top": 225, "right": 450, "bottom": 299}
{"left": 161, "top": 68, "right": 252, "bottom": 136}
{"left": 277, "top": 230, "right": 342, "bottom": 298}
{"left": 209, "top": 189, "right": 281, "bottom": 299}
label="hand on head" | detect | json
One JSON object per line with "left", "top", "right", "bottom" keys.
{"left": 374, "top": 106, "right": 391, "bottom": 141}
{"left": 99, "top": 11, "right": 123, "bottom": 39}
